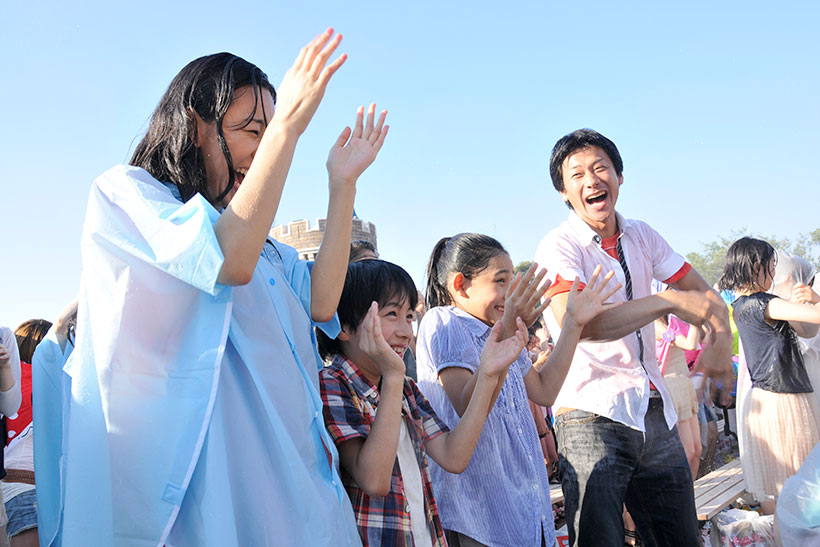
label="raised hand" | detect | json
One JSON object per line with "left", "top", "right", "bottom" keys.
{"left": 357, "top": 302, "right": 406, "bottom": 380}
{"left": 327, "top": 103, "right": 389, "bottom": 185}
{"left": 500, "top": 263, "right": 551, "bottom": 339}
{"left": 564, "top": 266, "right": 620, "bottom": 327}
{"left": 274, "top": 28, "right": 347, "bottom": 136}
{"left": 792, "top": 283, "right": 820, "bottom": 305}
{"left": 479, "top": 317, "right": 528, "bottom": 378}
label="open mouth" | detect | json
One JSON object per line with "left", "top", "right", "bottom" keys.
{"left": 391, "top": 346, "right": 407, "bottom": 357}
{"left": 585, "top": 191, "right": 608, "bottom": 209}
{"left": 234, "top": 168, "right": 247, "bottom": 187}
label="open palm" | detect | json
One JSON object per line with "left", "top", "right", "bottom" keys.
{"left": 479, "top": 318, "right": 528, "bottom": 377}
{"left": 326, "top": 103, "right": 388, "bottom": 185}
{"left": 565, "top": 265, "right": 621, "bottom": 327}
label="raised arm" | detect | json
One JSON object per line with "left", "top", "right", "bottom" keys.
{"left": 215, "top": 30, "right": 346, "bottom": 286}
{"left": 766, "top": 296, "right": 820, "bottom": 339}
{"left": 526, "top": 267, "right": 620, "bottom": 406}
{"left": 438, "top": 265, "right": 550, "bottom": 417}
{"left": 310, "top": 104, "right": 388, "bottom": 321}
{"left": 425, "top": 318, "right": 528, "bottom": 473}
{"left": 333, "top": 303, "right": 404, "bottom": 497}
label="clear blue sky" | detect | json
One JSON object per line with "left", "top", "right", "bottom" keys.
{"left": 2, "top": 1, "right": 819, "bottom": 329}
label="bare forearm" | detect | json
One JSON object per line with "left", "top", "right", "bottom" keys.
{"left": 448, "top": 366, "right": 506, "bottom": 417}
{"left": 528, "top": 319, "right": 583, "bottom": 406}
{"left": 347, "top": 375, "right": 403, "bottom": 496}
{"left": 310, "top": 181, "right": 357, "bottom": 322}
{"left": 580, "top": 297, "right": 672, "bottom": 341}
{"left": 215, "top": 123, "right": 299, "bottom": 285}
{"left": 434, "top": 371, "right": 498, "bottom": 472}
{"left": 0, "top": 366, "right": 14, "bottom": 392}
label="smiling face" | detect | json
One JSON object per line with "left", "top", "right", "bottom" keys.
{"left": 340, "top": 296, "right": 415, "bottom": 379}
{"left": 560, "top": 145, "right": 623, "bottom": 238}
{"left": 453, "top": 253, "right": 514, "bottom": 327}
{"left": 196, "top": 85, "right": 275, "bottom": 209}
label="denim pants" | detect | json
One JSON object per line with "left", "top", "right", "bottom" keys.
{"left": 555, "top": 399, "right": 699, "bottom": 547}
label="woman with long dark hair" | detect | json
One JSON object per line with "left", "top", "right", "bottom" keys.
{"left": 42, "top": 30, "right": 387, "bottom": 546}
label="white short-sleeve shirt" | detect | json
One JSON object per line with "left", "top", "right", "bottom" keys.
{"left": 535, "top": 211, "right": 684, "bottom": 431}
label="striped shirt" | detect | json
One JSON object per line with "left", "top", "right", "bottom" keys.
{"left": 416, "top": 307, "right": 556, "bottom": 547}
{"left": 320, "top": 355, "right": 449, "bottom": 547}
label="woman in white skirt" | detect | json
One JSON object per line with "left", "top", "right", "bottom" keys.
{"left": 719, "top": 238, "right": 820, "bottom": 514}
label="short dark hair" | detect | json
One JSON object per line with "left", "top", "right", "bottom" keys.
{"left": 424, "top": 233, "right": 507, "bottom": 309}
{"left": 317, "top": 260, "right": 418, "bottom": 359}
{"left": 549, "top": 129, "right": 623, "bottom": 193}
{"left": 349, "top": 240, "right": 378, "bottom": 262}
{"left": 718, "top": 237, "right": 776, "bottom": 292}
{"left": 131, "top": 53, "right": 275, "bottom": 205}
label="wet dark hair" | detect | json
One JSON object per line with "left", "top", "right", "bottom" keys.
{"left": 317, "top": 260, "right": 418, "bottom": 360}
{"left": 349, "top": 240, "right": 378, "bottom": 262}
{"left": 131, "top": 53, "right": 275, "bottom": 205}
{"left": 549, "top": 129, "right": 623, "bottom": 193}
{"left": 718, "top": 237, "right": 777, "bottom": 292}
{"left": 15, "top": 319, "right": 52, "bottom": 364}
{"left": 425, "top": 233, "right": 508, "bottom": 309}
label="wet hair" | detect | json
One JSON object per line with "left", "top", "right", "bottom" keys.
{"left": 349, "top": 240, "right": 379, "bottom": 262}
{"left": 131, "top": 53, "right": 275, "bottom": 205}
{"left": 317, "top": 260, "right": 418, "bottom": 360}
{"left": 717, "top": 237, "right": 777, "bottom": 292}
{"left": 425, "top": 233, "right": 508, "bottom": 309}
{"left": 549, "top": 129, "right": 623, "bottom": 193}
{"left": 14, "top": 319, "right": 53, "bottom": 364}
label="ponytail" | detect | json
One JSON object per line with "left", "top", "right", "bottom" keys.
{"left": 424, "top": 233, "right": 507, "bottom": 309}
{"left": 426, "top": 237, "right": 453, "bottom": 309}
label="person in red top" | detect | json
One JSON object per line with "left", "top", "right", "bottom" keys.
{"left": 4, "top": 319, "right": 51, "bottom": 547}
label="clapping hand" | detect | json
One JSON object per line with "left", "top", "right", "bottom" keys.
{"left": 792, "top": 283, "right": 820, "bottom": 305}
{"left": 327, "top": 103, "right": 388, "bottom": 186}
{"left": 500, "top": 263, "right": 551, "bottom": 339}
{"left": 564, "top": 265, "right": 620, "bottom": 328}
{"left": 357, "top": 302, "right": 405, "bottom": 380}
{"left": 479, "top": 317, "right": 528, "bottom": 378}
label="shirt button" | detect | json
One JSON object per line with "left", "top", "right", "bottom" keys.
{"left": 405, "top": 504, "right": 411, "bottom": 513}
{"left": 331, "top": 480, "right": 337, "bottom": 487}
{"left": 269, "top": 278, "right": 275, "bottom": 286}
{"left": 314, "top": 411, "right": 319, "bottom": 418}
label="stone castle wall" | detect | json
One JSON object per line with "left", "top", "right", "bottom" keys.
{"left": 270, "top": 218, "right": 377, "bottom": 260}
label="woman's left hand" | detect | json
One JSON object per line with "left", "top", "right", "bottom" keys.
{"left": 326, "top": 103, "right": 388, "bottom": 186}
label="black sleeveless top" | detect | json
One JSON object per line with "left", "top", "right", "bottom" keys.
{"left": 733, "top": 292, "right": 813, "bottom": 393}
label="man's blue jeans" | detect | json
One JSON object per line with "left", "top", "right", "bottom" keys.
{"left": 555, "top": 399, "right": 699, "bottom": 547}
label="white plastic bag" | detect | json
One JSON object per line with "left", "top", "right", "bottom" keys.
{"left": 710, "top": 509, "right": 775, "bottom": 546}
{"left": 777, "top": 442, "right": 820, "bottom": 547}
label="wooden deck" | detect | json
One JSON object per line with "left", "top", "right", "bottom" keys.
{"left": 693, "top": 459, "right": 747, "bottom": 521}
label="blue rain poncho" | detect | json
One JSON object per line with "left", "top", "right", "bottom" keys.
{"left": 37, "top": 165, "right": 360, "bottom": 546}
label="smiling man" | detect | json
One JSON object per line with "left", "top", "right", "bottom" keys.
{"left": 534, "top": 129, "right": 733, "bottom": 546}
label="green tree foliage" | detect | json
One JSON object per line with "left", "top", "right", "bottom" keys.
{"left": 686, "top": 229, "right": 820, "bottom": 287}
{"left": 515, "top": 261, "right": 533, "bottom": 274}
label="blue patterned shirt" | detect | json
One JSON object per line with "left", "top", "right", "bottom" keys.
{"left": 416, "top": 306, "right": 555, "bottom": 547}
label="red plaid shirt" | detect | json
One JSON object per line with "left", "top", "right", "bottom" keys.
{"left": 320, "top": 355, "right": 449, "bottom": 547}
